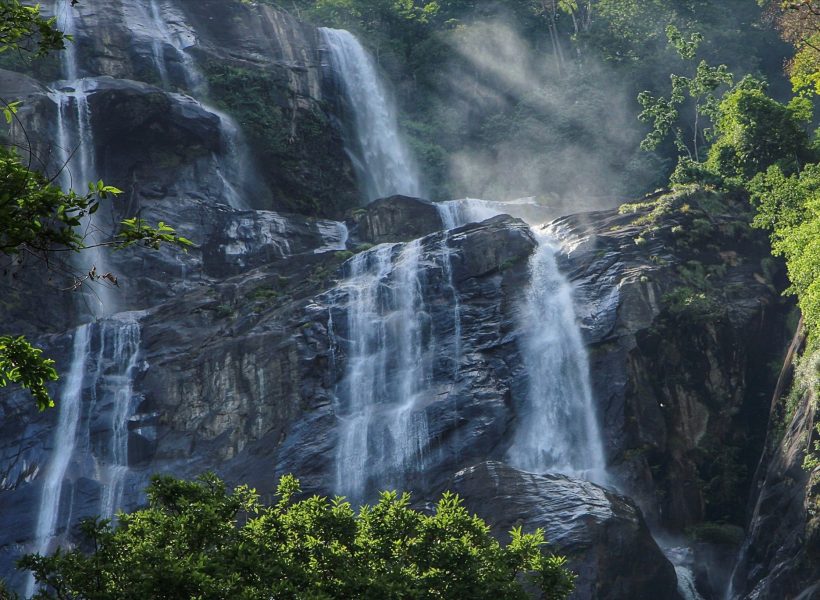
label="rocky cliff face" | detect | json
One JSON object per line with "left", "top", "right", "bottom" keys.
{"left": 552, "top": 188, "right": 794, "bottom": 597}
{"left": 727, "top": 326, "right": 820, "bottom": 599}
{"left": 0, "top": 2, "right": 809, "bottom": 598}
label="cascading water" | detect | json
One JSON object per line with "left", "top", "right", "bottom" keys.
{"left": 320, "top": 28, "right": 422, "bottom": 202}
{"left": 27, "top": 325, "right": 90, "bottom": 599}
{"left": 26, "top": 317, "right": 143, "bottom": 596}
{"left": 49, "top": 0, "right": 116, "bottom": 315}
{"left": 119, "top": 0, "right": 250, "bottom": 209}
{"left": 436, "top": 198, "right": 507, "bottom": 229}
{"left": 332, "top": 242, "right": 430, "bottom": 498}
{"left": 125, "top": 0, "right": 204, "bottom": 93}
{"left": 96, "top": 314, "right": 142, "bottom": 520}
{"left": 438, "top": 200, "right": 607, "bottom": 481}
{"left": 330, "top": 239, "right": 469, "bottom": 500}
{"left": 506, "top": 230, "right": 607, "bottom": 481}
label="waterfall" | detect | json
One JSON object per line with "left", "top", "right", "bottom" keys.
{"left": 436, "top": 198, "right": 506, "bottom": 229}
{"left": 676, "top": 566, "right": 706, "bottom": 600}
{"left": 507, "top": 230, "right": 607, "bottom": 481}
{"left": 97, "top": 314, "right": 142, "bottom": 519}
{"left": 119, "top": 0, "right": 250, "bottom": 209}
{"left": 330, "top": 239, "right": 465, "bottom": 499}
{"left": 320, "top": 28, "right": 422, "bottom": 202}
{"left": 26, "top": 316, "right": 143, "bottom": 594}
{"left": 436, "top": 196, "right": 553, "bottom": 228}
{"left": 437, "top": 200, "right": 607, "bottom": 481}
{"left": 125, "top": 0, "right": 204, "bottom": 92}
{"left": 26, "top": 325, "right": 90, "bottom": 598}
{"left": 51, "top": 81, "right": 118, "bottom": 315}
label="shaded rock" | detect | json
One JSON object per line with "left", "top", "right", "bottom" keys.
{"left": 354, "top": 195, "right": 444, "bottom": 244}
{"left": 446, "top": 462, "right": 681, "bottom": 600}
{"left": 553, "top": 189, "right": 792, "bottom": 533}
{"left": 728, "top": 324, "right": 820, "bottom": 599}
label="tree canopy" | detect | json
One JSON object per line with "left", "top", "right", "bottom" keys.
{"left": 18, "top": 473, "right": 575, "bottom": 600}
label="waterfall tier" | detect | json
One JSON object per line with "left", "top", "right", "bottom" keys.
{"left": 320, "top": 27, "right": 422, "bottom": 202}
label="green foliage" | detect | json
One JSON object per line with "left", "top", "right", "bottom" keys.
{"left": 0, "top": 1, "right": 67, "bottom": 58}
{"left": 0, "top": 148, "right": 111, "bottom": 255}
{"left": 638, "top": 26, "right": 733, "bottom": 162}
{"left": 20, "top": 473, "right": 575, "bottom": 600}
{"left": 706, "top": 77, "right": 814, "bottom": 181}
{"left": 116, "top": 218, "right": 193, "bottom": 251}
{"left": 0, "top": 335, "right": 57, "bottom": 411}
{"left": 749, "top": 164, "right": 820, "bottom": 336}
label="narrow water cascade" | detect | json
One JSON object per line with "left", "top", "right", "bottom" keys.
{"left": 506, "top": 230, "right": 608, "bottom": 482}
{"left": 319, "top": 27, "right": 422, "bottom": 202}
{"left": 26, "top": 316, "right": 143, "bottom": 595}
{"left": 118, "top": 0, "right": 252, "bottom": 209}
{"left": 676, "top": 565, "right": 706, "bottom": 600}
{"left": 437, "top": 199, "right": 607, "bottom": 482}
{"left": 50, "top": 82, "right": 118, "bottom": 315}
{"left": 663, "top": 545, "right": 707, "bottom": 600}
{"left": 330, "top": 239, "right": 464, "bottom": 500}
{"left": 26, "top": 325, "right": 90, "bottom": 598}
{"left": 97, "top": 314, "right": 143, "bottom": 520}
{"left": 125, "top": 0, "right": 204, "bottom": 93}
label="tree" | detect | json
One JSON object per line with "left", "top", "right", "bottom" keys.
{"left": 0, "top": 1, "right": 191, "bottom": 411}
{"left": 19, "top": 473, "right": 576, "bottom": 600}
{"left": 749, "top": 164, "right": 820, "bottom": 337}
{"left": 705, "top": 76, "right": 814, "bottom": 181}
{"left": 763, "top": 0, "right": 820, "bottom": 93}
{"left": 638, "top": 25, "right": 733, "bottom": 164}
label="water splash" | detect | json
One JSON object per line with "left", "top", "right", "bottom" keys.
{"left": 320, "top": 28, "right": 422, "bottom": 202}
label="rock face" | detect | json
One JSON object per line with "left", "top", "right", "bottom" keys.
{"left": 554, "top": 190, "right": 791, "bottom": 537}
{"left": 448, "top": 462, "right": 679, "bottom": 600}
{"left": 727, "top": 326, "right": 820, "bottom": 599}
{"left": 9, "top": 0, "right": 358, "bottom": 218}
{"left": 354, "top": 195, "right": 444, "bottom": 244}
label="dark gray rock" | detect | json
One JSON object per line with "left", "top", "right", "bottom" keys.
{"left": 354, "top": 195, "right": 444, "bottom": 244}
{"left": 728, "top": 325, "right": 820, "bottom": 600}
{"left": 446, "top": 462, "right": 681, "bottom": 600}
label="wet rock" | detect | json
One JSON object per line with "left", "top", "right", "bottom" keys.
{"left": 354, "top": 195, "right": 444, "bottom": 244}
{"left": 553, "top": 191, "right": 792, "bottom": 532}
{"left": 446, "top": 462, "right": 681, "bottom": 600}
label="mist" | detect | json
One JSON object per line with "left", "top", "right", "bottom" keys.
{"left": 408, "top": 17, "right": 664, "bottom": 213}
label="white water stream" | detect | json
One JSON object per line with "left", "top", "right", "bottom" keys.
{"left": 26, "top": 316, "right": 143, "bottom": 596}
{"left": 332, "top": 242, "right": 433, "bottom": 498}
{"left": 320, "top": 28, "right": 422, "bottom": 202}
{"left": 507, "top": 230, "right": 607, "bottom": 481}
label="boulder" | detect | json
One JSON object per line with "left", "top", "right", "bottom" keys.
{"left": 446, "top": 462, "right": 681, "bottom": 600}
